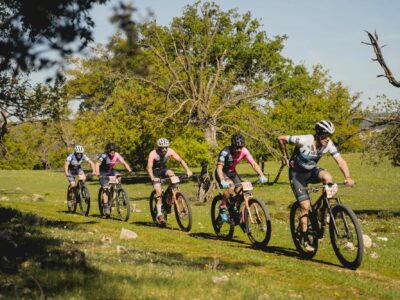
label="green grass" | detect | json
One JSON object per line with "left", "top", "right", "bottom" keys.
{"left": 0, "top": 153, "right": 399, "bottom": 299}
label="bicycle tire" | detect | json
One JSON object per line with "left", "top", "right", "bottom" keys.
{"left": 67, "top": 188, "right": 77, "bottom": 213}
{"left": 329, "top": 204, "right": 364, "bottom": 269}
{"left": 244, "top": 197, "right": 272, "bottom": 248}
{"left": 77, "top": 184, "right": 90, "bottom": 216}
{"left": 116, "top": 188, "right": 130, "bottom": 222}
{"left": 174, "top": 192, "right": 192, "bottom": 232}
{"left": 290, "top": 201, "right": 319, "bottom": 259}
{"left": 98, "top": 187, "right": 104, "bottom": 216}
{"left": 211, "top": 195, "right": 234, "bottom": 240}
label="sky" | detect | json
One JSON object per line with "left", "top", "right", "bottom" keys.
{"left": 76, "top": 1, "right": 400, "bottom": 108}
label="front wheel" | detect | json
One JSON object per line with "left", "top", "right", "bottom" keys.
{"left": 329, "top": 204, "right": 364, "bottom": 269}
{"left": 98, "top": 188, "right": 104, "bottom": 216}
{"left": 244, "top": 198, "right": 272, "bottom": 248}
{"left": 211, "top": 195, "right": 234, "bottom": 240}
{"left": 116, "top": 188, "right": 130, "bottom": 222}
{"left": 67, "top": 188, "right": 77, "bottom": 213}
{"left": 77, "top": 184, "right": 90, "bottom": 216}
{"left": 174, "top": 192, "right": 192, "bottom": 232}
{"left": 290, "top": 201, "right": 319, "bottom": 259}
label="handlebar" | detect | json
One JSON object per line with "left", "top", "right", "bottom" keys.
{"left": 299, "top": 182, "right": 354, "bottom": 193}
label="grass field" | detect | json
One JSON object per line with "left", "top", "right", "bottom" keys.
{"left": 0, "top": 153, "right": 399, "bottom": 299}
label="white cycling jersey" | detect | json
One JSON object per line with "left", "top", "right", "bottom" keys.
{"left": 288, "top": 134, "right": 340, "bottom": 170}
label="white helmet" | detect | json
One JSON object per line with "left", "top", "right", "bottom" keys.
{"left": 156, "top": 138, "right": 170, "bottom": 147}
{"left": 74, "top": 145, "right": 84, "bottom": 154}
{"left": 315, "top": 120, "right": 335, "bottom": 136}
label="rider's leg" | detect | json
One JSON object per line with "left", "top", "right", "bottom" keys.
{"left": 165, "top": 170, "right": 176, "bottom": 203}
{"left": 318, "top": 170, "right": 333, "bottom": 184}
{"left": 154, "top": 184, "right": 163, "bottom": 217}
{"left": 299, "top": 199, "right": 311, "bottom": 232}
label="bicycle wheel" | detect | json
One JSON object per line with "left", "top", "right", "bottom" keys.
{"left": 244, "top": 197, "right": 272, "bottom": 248}
{"left": 77, "top": 184, "right": 90, "bottom": 216}
{"left": 116, "top": 188, "right": 130, "bottom": 222}
{"left": 211, "top": 195, "right": 234, "bottom": 240}
{"left": 67, "top": 188, "right": 77, "bottom": 213}
{"left": 290, "top": 201, "right": 318, "bottom": 259}
{"left": 174, "top": 192, "right": 192, "bottom": 232}
{"left": 329, "top": 204, "right": 364, "bottom": 269}
{"left": 98, "top": 188, "right": 104, "bottom": 216}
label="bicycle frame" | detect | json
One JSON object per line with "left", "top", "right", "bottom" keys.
{"left": 228, "top": 183, "right": 259, "bottom": 229}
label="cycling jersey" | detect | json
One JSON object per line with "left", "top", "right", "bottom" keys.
{"left": 147, "top": 148, "right": 181, "bottom": 172}
{"left": 217, "top": 146, "right": 256, "bottom": 173}
{"left": 98, "top": 152, "right": 124, "bottom": 173}
{"left": 288, "top": 135, "right": 340, "bottom": 171}
{"left": 65, "top": 153, "right": 90, "bottom": 171}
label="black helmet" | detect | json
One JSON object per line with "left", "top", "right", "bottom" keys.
{"left": 106, "top": 142, "right": 117, "bottom": 152}
{"left": 315, "top": 120, "right": 335, "bottom": 137}
{"left": 231, "top": 134, "right": 245, "bottom": 148}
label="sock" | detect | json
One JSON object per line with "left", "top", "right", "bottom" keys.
{"left": 156, "top": 203, "right": 162, "bottom": 216}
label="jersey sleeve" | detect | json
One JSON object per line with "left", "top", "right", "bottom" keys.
{"left": 98, "top": 153, "right": 106, "bottom": 162}
{"left": 65, "top": 154, "right": 73, "bottom": 162}
{"left": 328, "top": 141, "right": 340, "bottom": 157}
{"left": 217, "top": 148, "right": 228, "bottom": 164}
{"left": 82, "top": 154, "right": 90, "bottom": 162}
{"left": 287, "top": 135, "right": 308, "bottom": 146}
{"left": 242, "top": 148, "right": 256, "bottom": 165}
{"left": 168, "top": 149, "right": 182, "bottom": 161}
{"left": 115, "top": 152, "right": 124, "bottom": 163}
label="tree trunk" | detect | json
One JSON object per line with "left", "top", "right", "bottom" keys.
{"left": 197, "top": 121, "right": 218, "bottom": 202}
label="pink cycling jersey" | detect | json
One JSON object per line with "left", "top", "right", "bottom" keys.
{"left": 217, "top": 146, "right": 256, "bottom": 173}
{"left": 98, "top": 152, "right": 124, "bottom": 173}
{"left": 148, "top": 148, "right": 181, "bottom": 171}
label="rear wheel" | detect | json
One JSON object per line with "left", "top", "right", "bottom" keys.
{"left": 290, "top": 201, "right": 318, "bottom": 259}
{"left": 244, "top": 198, "right": 272, "bottom": 248}
{"left": 77, "top": 184, "right": 90, "bottom": 216}
{"left": 116, "top": 188, "right": 130, "bottom": 222}
{"left": 67, "top": 188, "right": 77, "bottom": 213}
{"left": 174, "top": 192, "right": 192, "bottom": 232}
{"left": 211, "top": 195, "right": 234, "bottom": 240}
{"left": 329, "top": 204, "right": 363, "bottom": 269}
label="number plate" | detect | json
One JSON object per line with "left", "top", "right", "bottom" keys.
{"left": 324, "top": 183, "right": 338, "bottom": 198}
{"left": 170, "top": 176, "right": 180, "bottom": 184}
{"left": 108, "top": 176, "right": 118, "bottom": 184}
{"left": 241, "top": 181, "right": 253, "bottom": 191}
{"left": 78, "top": 174, "right": 85, "bottom": 181}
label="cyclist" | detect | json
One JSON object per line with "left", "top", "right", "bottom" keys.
{"left": 147, "top": 138, "right": 193, "bottom": 225}
{"left": 216, "top": 133, "right": 267, "bottom": 222}
{"left": 64, "top": 145, "right": 96, "bottom": 208}
{"left": 96, "top": 142, "right": 132, "bottom": 216}
{"left": 278, "top": 120, "right": 355, "bottom": 252}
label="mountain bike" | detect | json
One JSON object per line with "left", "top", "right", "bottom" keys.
{"left": 290, "top": 183, "right": 363, "bottom": 269}
{"left": 98, "top": 175, "right": 130, "bottom": 221}
{"left": 149, "top": 175, "right": 192, "bottom": 232}
{"left": 211, "top": 181, "right": 272, "bottom": 248}
{"left": 67, "top": 174, "right": 90, "bottom": 216}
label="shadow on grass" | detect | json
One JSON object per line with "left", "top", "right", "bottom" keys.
{"left": 0, "top": 206, "right": 104, "bottom": 299}
{"left": 133, "top": 220, "right": 183, "bottom": 232}
{"left": 354, "top": 209, "right": 400, "bottom": 218}
{"left": 189, "top": 232, "right": 249, "bottom": 245}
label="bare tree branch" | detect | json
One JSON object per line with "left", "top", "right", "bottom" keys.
{"left": 365, "top": 31, "right": 400, "bottom": 87}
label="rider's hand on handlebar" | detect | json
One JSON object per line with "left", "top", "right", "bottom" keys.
{"left": 92, "top": 171, "right": 97, "bottom": 177}
{"left": 344, "top": 177, "right": 355, "bottom": 186}
{"left": 187, "top": 170, "right": 193, "bottom": 178}
{"left": 220, "top": 180, "right": 229, "bottom": 189}
{"left": 129, "top": 171, "right": 135, "bottom": 176}
{"left": 152, "top": 177, "right": 161, "bottom": 183}
{"left": 258, "top": 175, "right": 268, "bottom": 184}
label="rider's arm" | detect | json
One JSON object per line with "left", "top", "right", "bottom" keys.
{"left": 95, "top": 160, "right": 101, "bottom": 175}
{"left": 146, "top": 154, "right": 156, "bottom": 181}
{"left": 244, "top": 149, "right": 266, "bottom": 179}
{"left": 216, "top": 163, "right": 225, "bottom": 182}
{"left": 179, "top": 159, "right": 193, "bottom": 177}
{"left": 87, "top": 159, "right": 97, "bottom": 175}
{"left": 64, "top": 160, "right": 70, "bottom": 176}
{"left": 333, "top": 155, "right": 354, "bottom": 185}
{"left": 118, "top": 156, "right": 132, "bottom": 173}
{"left": 249, "top": 161, "right": 264, "bottom": 178}
{"left": 278, "top": 135, "right": 290, "bottom": 166}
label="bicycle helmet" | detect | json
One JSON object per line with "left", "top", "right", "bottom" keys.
{"left": 231, "top": 134, "right": 245, "bottom": 148}
{"left": 315, "top": 120, "right": 335, "bottom": 137}
{"left": 106, "top": 142, "right": 117, "bottom": 152}
{"left": 74, "top": 145, "right": 84, "bottom": 154}
{"left": 156, "top": 138, "right": 170, "bottom": 147}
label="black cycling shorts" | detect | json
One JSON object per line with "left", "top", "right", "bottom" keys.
{"left": 289, "top": 167, "right": 323, "bottom": 202}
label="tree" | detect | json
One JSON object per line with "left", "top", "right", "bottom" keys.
{"left": 362, "top": 31, "right": 400, "bottom": 166}
{"left": 0, "top": 0, "right": 108, "bottom": 74}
